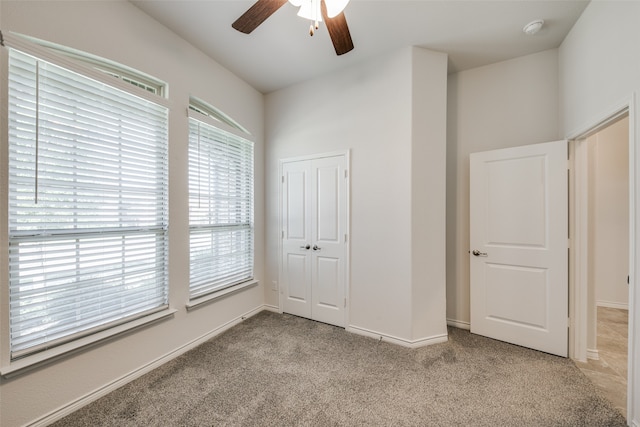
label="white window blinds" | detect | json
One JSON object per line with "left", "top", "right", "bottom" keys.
{"left": 8, "top": 48, "right": 169, "bottom": 359}
{"left": 188, "top": 117, "right": 254, "bottom": 299}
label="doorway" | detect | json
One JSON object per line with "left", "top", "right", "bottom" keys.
{"left": 279, "top": 151, "right": 350, "bottom": 327}
{"left": 573, "top": 115, "right": 630, "bottom": 418}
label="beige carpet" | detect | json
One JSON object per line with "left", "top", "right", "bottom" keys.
{"left": 53, "top": 311, "right": 627, "bottom": 426}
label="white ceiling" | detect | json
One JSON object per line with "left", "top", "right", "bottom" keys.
{"left": 131, "top": 0, "right": 589, "bottom": 94}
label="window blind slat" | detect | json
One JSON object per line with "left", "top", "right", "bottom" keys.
{"left": 8, "top": 48, "right": 169, "bottom": 359}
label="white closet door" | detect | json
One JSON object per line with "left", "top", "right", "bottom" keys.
{"left": 281, "top": 154, "right": 347, "bottom": 327}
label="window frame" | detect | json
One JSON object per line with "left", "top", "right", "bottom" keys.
{"left": 188, "top": 96, "right": 250, "bottom": 135}
{"left": 0, "top": 32, "right": 175, "bottom": 376}
{"left": 16, "top": 33, "right": 167, "bottom": 97}
{"left": 186, "top": 107, "right": 256, "bottom": 309}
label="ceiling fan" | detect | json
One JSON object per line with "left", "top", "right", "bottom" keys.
{"left": 232, "top": 0, "right": 354, "bottom": 56}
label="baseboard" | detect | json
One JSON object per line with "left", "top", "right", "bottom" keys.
{"left": 29, "top": 305, "right": 270, "bottom": 427}
{"left": 587, "top": 348, "right": 600, "bottom": 361}
{"left": 262, "top": 304, "right": 281, "bottom": 313}
{"left": 447, "top": 318, "right": 471, "bottom": 330}
{"left": 596, "top": 301, "right": 629, "bottom": 310}
{"left": 346, "top": 325, "right": 448, "bottom": 349}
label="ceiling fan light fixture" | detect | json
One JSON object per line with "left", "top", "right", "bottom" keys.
{"left": 296, "top": 0, "right": 322, "bottom": 23}
{"left": 232, "top": 0, "right": 354, "bottom": 55}
{"left": 289, "top": 0, "right": 350, "bottom": 21}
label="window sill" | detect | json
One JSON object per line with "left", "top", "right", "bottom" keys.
{"left": 186, "top": 280, "right": 259, "bottom": 311}
{"left": 1, "top": 308, "right": 177, "bottom": 379}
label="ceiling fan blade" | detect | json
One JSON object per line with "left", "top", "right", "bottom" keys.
{"left": 232, "top": 0, "right": 289, "bottom": 34}
{"left": 321, "top": 0, "right": 354, "bottom": 56}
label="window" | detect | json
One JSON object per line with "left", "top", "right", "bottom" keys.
{"left": 189, "top": 97, "right": 250, "bottom": 135}
{"left": 7, "top": 47, "right": 169, "bottom": 360}
{"left": 19, "top": 34, "right": 166, "bottom": 96}
{"left": 188, "top": 111, "right": 254, "bottom": 300}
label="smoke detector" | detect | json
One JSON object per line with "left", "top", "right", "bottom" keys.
{"left": 523, "top": 19, "right": 544, "bottom": 35}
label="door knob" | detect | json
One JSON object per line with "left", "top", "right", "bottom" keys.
{"left": 300, "top": 244, "right": 311, "bottom": 250}
{"left": 312, "top": 245, "right": 322, "bottom": 251}
{"left": 472, "top": 250, "right": 488, "bottom": 257}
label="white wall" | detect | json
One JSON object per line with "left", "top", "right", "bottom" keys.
{"left": 589, "top": 117, "right": 630, "bottom": 309}
{"left": 559, "top": 1, "right": 640, "bottom": 423}
{"left": 265, "top": 47, "right": 448, "bottom": 344}
{"left": 446, "top": 49, "right": 560, "bottom": 327}
{"left": 0, "top": 2, "right": 265, "bottom": 426}
{"left": 410, "top": 48, "right": 448, "bottom": 340}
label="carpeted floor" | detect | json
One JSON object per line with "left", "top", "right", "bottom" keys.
{"left": 52, "top": 311, "right": 627, "bottom": 426}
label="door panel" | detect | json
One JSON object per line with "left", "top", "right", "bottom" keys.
{"left": 285, "top": 169, "right": 308, "bottom": 240}
{"left": 487, "top": 156, "right": 547, "bottom": 247}
{"left": 470, "top": 140, "right": 568, "bottom": 357}
{"left": 286, "top": 254, "right": 309, "bottom": 302}
{"left": 315, "top": 256, "right": 340, "bottom": 308}
{"left": 316, "top": 163, "right": 340, "bottom": 243}
{"left": 281, "top": 154, "right": 347, "bottom": 327}
{"left": 485, "top": 264, "right": 548, "bottom": 329}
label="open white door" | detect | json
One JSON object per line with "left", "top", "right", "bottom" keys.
{"left": 470, "top": 140, "right": 568, "bottom": 357}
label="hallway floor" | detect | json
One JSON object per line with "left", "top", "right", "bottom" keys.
{"left": 575, "top": 306, "right": 628, "bottom": 419}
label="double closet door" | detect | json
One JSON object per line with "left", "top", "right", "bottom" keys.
{"left": 281, "top": 154, "right": 348, "bottom": 327}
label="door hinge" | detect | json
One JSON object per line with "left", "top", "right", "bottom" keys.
{"left": 344, "top": 234, "right": 348, "bottom": 243}
{"left": 282, "top": 230, "right": 284, "bottom": 239}
{"left": 282, "top": 175, "right": 285, "bottom": 183}
{"left": 344, "top": 298, "right": 347, "bottom": 308}
{"left": 344, "top": 170, "right": 348, "bottom": 178}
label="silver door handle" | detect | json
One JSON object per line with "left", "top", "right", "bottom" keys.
{"left": 300, "top": 244, "right": 311, "bottom": 250}
{"left": 313, "top": 245, "right": 322, "bottom": 251}
{"left": 472, "top": 250, "right": 488, "bottom": 257}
